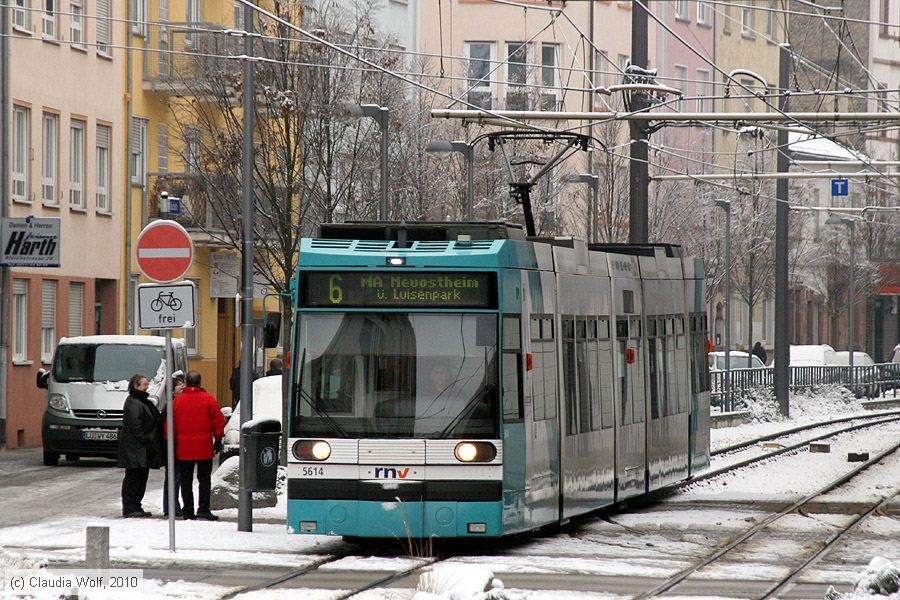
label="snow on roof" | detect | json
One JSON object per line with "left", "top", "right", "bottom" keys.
{"left": 788, "top": 130, "right": 867, "bottom": 161}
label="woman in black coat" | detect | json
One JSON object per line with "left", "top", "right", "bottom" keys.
{"left": 118, "top": 373, "right": 162, "bottom": 517}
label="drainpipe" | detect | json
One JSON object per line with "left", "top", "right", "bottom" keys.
{"left": 125, "top": 2, "right": 134, "bottom": 333}
{"left": 0, "top": 0, "right": 10, "bottom": 445}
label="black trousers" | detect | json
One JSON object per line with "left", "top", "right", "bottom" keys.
{"left": 162, "top": 461, "right": 182, "bottom": 514}
{"left": 121, "top": 467, "right": 150, "bottom": 515}
{"left": 178, "top": 458, "right": 213, "bottom": 515}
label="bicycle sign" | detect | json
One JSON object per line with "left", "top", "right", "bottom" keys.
{"left": 137, "top": 281, "right": 196, "bottom": 330}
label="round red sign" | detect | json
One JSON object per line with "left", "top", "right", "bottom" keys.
{"left": 135, "top": 220, "right": 194, "bottom": 283}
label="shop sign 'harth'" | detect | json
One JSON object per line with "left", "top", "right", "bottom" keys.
{"left": 0, "top": 217, "right": 61, "bottom": 267}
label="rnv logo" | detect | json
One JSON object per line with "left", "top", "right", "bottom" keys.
{"left": 374, "top": 467, "right": 410, "bottom": 479}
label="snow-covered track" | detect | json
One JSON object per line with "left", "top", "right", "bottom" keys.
{"left": 685, "top": 413, "right": 900, "bottom": 488}
{"left": 219, "top": 553, "right": 353, "bottom": 599}
{"left": 711, "top": 409, "right": 900, "bottom": 456}
{"left": 330, "top": 556, "right": 442, "bottom": 599}
{"left": 631, "top": 436, "right": 900, "bottom": 600}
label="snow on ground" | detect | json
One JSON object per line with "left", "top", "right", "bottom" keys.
{"left": 232, "top": 590, "right": 348, "bottom": 600}
{"left": 320, "top": 556, "right": 430, "bottom": 571}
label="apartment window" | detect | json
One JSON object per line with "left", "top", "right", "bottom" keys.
{"left": 43, "top": 0, "right": 57, "bottom": 38}
{"left": 41, "top": 280, "right": 57, "bottom": 363}
{"left": 13, "top": 280, "right": 28, "bottom": 362}
{"left": 233, "top": 0, "right": 244, "bottom": 29}
{"left": 69, "top": 282, "right": 84, "bottom": 337}
{"left": 674, "top": 0, "right": 689, "bottom": 21}
{"left": 130, "top": 0, "right": 147, "bottom": 36}
{"left": 130, "top": 117, "right": 147, "bottom": 186}
{"left": 12, "top": 106, "right": 29, "bottom": 202}
{"left": 13, "top": 0, "right": 31, "bottom": 30}
{"left": 96, "top": 125, "right": 110, "bottom": 211}
{"left": 741, "top": 7, "right": 754, "bottom": 36}
{"left": 70, "top": 0, "right": 84, "bottom": 46}
{"left": 158, "top": 124, "right": 169, "bottom": 172}
{"left": 42, "top": 113, "right": 58, "bottom": 204}
{"left": 465, "top": 42, "right": 495, "bottom": 109}
{"left": 185, "top": 128, "right": 201, "bottom": 173}
{"left": 187, "top": 0, "right": 201, "bottom": 22}
{"left": 878, "top": 83, "right": 890, "bottom": 112}
{"left": 96, "top": 0, "right": 110, "bottom": 54}
{"left": 673, "top": 65, "right": 688, "bottom": 112}
{"left": 696, "top": 69, "right": 711, "bottom": 112}
{"left": 69, "top": 120, "right": 85, "bottom": 208}
{"left": 506, "top": 42, "right": 530, "bottom": 110}
{"left": 540, "top": 43, "right": 559, "bottom": 111}
{"left": 617, "top": 54, "right": 630, "bottom": 84}
{"left": 697, "top": 1, "right": 710, "bottom": 25}
{"left": 766, "top": 1, "right": 775, "bottom": 36}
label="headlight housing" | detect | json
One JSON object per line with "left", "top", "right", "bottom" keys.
{"left": 454, "top": 441, "right": 497, "bottom": 463}
{"left": 293, "top": 439, "right": 332, "bottom": 461}
{"left": 48, "top": 393, "right": 70, "bottom": 412}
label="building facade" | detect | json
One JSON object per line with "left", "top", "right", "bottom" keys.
{"left": 4, "top": 0, "right": 125, "bottom": 448}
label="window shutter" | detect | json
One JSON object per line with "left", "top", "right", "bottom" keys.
{"left": 130, "top": 117, "right": 142, "bottom": 155}
{"left": 69, "top": 283, "right": 84, "bottom": 337}
{"left": 96, "top": 0, "right": 110, "bottom": 49}
{"left": 158, "top": 124, "right": 168, "bottom": 172}
{"left": 42, "top": 281, "right": 57, "bottom": 328}
{"left": 13, "top": 279, "right": 27, "bottom": 295}
{"left": 97, "top": 124, "right": 110, "bottom": 148}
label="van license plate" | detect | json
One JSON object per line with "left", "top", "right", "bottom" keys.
{"left": 83, "top": 431, "right": 118, "bottom": 441}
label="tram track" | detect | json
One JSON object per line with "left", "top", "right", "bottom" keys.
{"left": 631, "top": 434, "right": 900, "bottom": 600}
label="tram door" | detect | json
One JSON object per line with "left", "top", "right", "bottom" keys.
{"left": 523, "top": 271, "right": 560, "bottom": 528}
{"left": 612, "top": 277, "right": 647, "bottom": 500}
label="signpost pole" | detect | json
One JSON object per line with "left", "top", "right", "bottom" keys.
{"left": 165, "top": 330, "right": 176, "bottom": 552}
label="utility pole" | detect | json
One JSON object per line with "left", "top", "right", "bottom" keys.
{"left": 238, "top": 0, "right": 255, "bottom": 533}
{"left": 0, "top": 0, "right": 9, "bottom": 446}
{"left": 628, "top": 0, "right": 649, "bottom": 243}
{"left": 774, "top": 43, "right": 791, "bottom": 418}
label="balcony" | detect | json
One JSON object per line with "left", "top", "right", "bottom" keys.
{"left": 143, "top": 23, "right": 242, "bottom": 95}
{"left": 148, "top": 172, "right": 237, "bottom": 247}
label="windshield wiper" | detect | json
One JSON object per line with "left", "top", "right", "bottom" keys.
{"left": 293, "top": 349, "right": 351, "bottom": 439}
{"left": 432, "top": 383, "right": 497, "bottom": 439}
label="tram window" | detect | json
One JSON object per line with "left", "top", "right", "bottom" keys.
{"left": 630, "top": 318, "right": 641, "bottom": 339}
{"left": 648, "top": 338, "right": 659, "bottom": 419}
{"left": 530, "top": 317, "right": 541, "bottom": 342}
{"left": 599, "top": 317, "right": 610, "bottom": 340}
{"left": 618, "top": 340, "right": 631, "bottom": 425}
{"left": 588, "top": 336, "right": 601, "bottom": 431}
{"left": 503, "top": 316, "right": 522, "bottom": 350}
{"left": 623, "top": 289, "right": 634, "bottom": 313}
{"left": 543, "top": 341, "right": 557, "bottom": 420}
{"left": 576, "top": 318, "right": 587, "bottom": 340}
{"left": 588, "top": 318, "right": 598, "bottom": 340}
{"left": 616, "top": 319, "right": 628, "bottom": 339}
{"left": 502, "top": 353, "right": 523, "bottom": 421}
{"left": 648, "top": 318, "right": 657, "bottom": 337}
{"left": 532, "top": 344, "right": 545, "bottom": 421}
{"left": 543, "top": 318, "right": 554, "bottom": 340}
{"left": 577, "top": 327, "right": 593, "bottom": 434}
{"left": 599, "top": 340, "right": 614, "bottom": 429}
{"left": 563, "top": 318, "right": 576, "bottom": 435}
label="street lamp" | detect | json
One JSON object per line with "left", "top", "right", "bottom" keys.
{"left": 713, "top": 199, "right": 733, "bottom": 411}
{"left": 826, "top": 215, "right": 858, "bottom": 388}
{"left": 562, "top": 174, "right": 600, "bottom": 243}
{"left": 344, "top": 103, "right": 390, "bottom": 220}
{"left": 426, "top": 140, "right": 475, "bottom": 221}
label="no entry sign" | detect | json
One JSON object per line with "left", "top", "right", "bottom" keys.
{"left": 136, "top": 220, "right": 194, "bottom": 283}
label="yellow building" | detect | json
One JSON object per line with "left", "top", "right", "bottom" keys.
{"left": 123, "top": 1, "right": 282, "bottom": 403}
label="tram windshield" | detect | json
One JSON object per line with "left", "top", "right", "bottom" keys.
{"left": 292, "top": 313, "right": 498, "bottom": 439}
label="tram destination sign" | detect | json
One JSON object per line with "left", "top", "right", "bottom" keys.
{"left": 300, "top": 271, "right": 496, "bottom": 308}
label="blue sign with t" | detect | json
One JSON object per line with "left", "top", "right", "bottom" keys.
{"left": 831, "top": 179, "right": 849, "bottom": 196}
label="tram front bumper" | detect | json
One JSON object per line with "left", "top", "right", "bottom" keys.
{"left": 286, "top": 478, "right": 503, "bottom": 538}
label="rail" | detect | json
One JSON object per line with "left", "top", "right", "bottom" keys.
{"left": 711, "top": 363, "right": 900, "bottom": 406}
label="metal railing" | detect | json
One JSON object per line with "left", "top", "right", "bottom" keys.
{"left": 148, "top": 173, "right": 231, "bottom": 232}
{"left": 711, "top": 364, "right": 900, "bottom": 408}
{"left": 144, "top": 23, "right": 242, "bottom": 89}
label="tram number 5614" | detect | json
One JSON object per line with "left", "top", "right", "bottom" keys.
{"left": 301, "top": 466, "right": 325, "bottom": 477}
{"left": 329, "top": 275, "right": 343, "bottom": 304}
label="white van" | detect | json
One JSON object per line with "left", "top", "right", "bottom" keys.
{"left": 789, "top": 344, "right": 839, "bottom": 366}
{"left": 37, "top": 335, "right": 187, "bottom": 466}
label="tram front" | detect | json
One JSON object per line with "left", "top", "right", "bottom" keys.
{"left": 288, "top": 270, "right": 503, "bottom": 538}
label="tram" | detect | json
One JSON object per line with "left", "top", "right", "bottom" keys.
{"left": 286, "top": 221, "right": 710, "bottom": 538}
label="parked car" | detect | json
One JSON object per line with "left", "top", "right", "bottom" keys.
{"left": 834, "top": 351, "right": 881, "bottom": 398}
{"left": 708, "top": 351, "right": 765, "bottom": 370}
{"left": 221, "top": 375, "right": 282, "bottom": 461}
{"left": 789, "top": 344, "right": 839, "bottom": 367}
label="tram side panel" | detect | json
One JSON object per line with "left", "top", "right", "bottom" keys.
{"left": 557, "top": 271, "right": 616, "bottom": 520}
{"left": 500, "top": 268, "right": 528, "bottom": 534}
{"left": 609, "top": 255, "right": 647, "bottom": 500}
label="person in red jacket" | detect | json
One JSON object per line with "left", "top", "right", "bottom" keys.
{"left": 172, "top": 370, "right": 225, "bottom": 520}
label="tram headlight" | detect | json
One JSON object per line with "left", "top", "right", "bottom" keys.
{"left": 454, "top": 441, "right": 496, "bottom": 463}
{"left": 292, "top": 439, "right": 332, "bottom": 461}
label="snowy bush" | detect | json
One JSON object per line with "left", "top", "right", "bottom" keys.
{"left": 825, "top": 557, "right": 900, "bottom": 599}
{"left": 414, "top": 565, "right": 518, "bottom": 600}
{"left": 737, "top": 385, "right": 863, "bottom": 423}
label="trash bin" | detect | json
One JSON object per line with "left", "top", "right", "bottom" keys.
{"left": 241, "top": 419, "right": 281, "bottom": 491}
